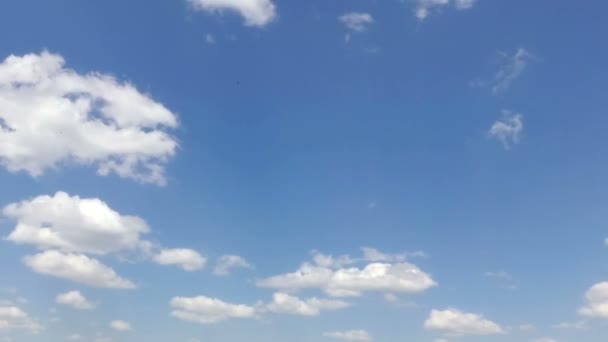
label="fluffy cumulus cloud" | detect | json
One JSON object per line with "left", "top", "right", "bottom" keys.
{"left": 266, "top": 292, "right": 350, "bottom": 316}
{"left": 3, "top": 191, "right": 206, "bottom": 283}
{"left": 153, "top": 248, "right": 207, "bottom": 271}
{"left": 110, "top": 320, "right": 131, "bottom": 332}
{"left": 0, "top": 52, "right": 178, "bottom": 185}
{"left": 579, "top": 282, "right": 608, "bottom": 318}
{"left": 414, "top": 0, "right": 477, "bottom": 20}
{"left": 0, "top": 306, "right": 42, "bottom": 333}
{"left": 257, "top": 250, "right": 436, "bottom": 297}
{"left": 23, "top": 250, "right": 135, "bottom": 289}
{"left": 170, "top": 296, "right": 257, "bottom": 324}
{"left": 339, "top": 13, "right": 374, "bottom": 32}
{"left": 55, "top": 291, "right": 95, "bottom": 310}
{"left": 424, "top": 309, "right": 504, "bottom": 336}
{"left": 188, "top": 0, "right": 276, "bottom": 27}
{"left": 3, "top": 191, "right": 149, "bottom": 255}
{"left": 323, "top": 330, "right": 372, "bottom": 341}
{"left": 213, "top": 255, "right": 251, "bottom": 276}
{"left": 489, "top": 111, "right": 523, "bottom": 149}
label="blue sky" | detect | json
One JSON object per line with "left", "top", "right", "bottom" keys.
{"left": 0, "top": 1, "right": 607, "bottom": 341}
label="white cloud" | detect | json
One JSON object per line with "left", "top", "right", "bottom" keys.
{"left": 0, "top": 52, "right": 178, "bottom": 185}
{"left": 213, "top": 255, "right": 251, "bottom": 276}
{"left": 4, "top": 191, "right": 205, "bottom": 274}
{"left": 489, "top": 111, "right": 523, "bottom": 149}
{"left": 110, "top": 320, "right": 131, "bottom": 332}
{"left": 23, "top": 250, "right": 135, "bottom": 289}
{"left": 533, "top": 338, "right": 557, "bottom": 342}
{"left": 257, "top": 251, "right": 436, "bottom": 297}
{"left": 339, "top": 13, "right": 374, "bottom": 32}
{"left": 67, "top": 334, "right": 82, "bottom": 341}
{"left": 0, "top": 306, "right": 42, "bottom": 333}
{"left": 266, "top": 292, "right": 350, "bottom": 316}
{"left": 323, "top": 330, "right": 372, "bottom": 341}
{"left": 56, "top": 291, "right": 95, "bottom": 310}
{"left": 414, "top": 0, "right": 477, "bottom": 20}
{"left": 153, "top": 248, "right": 207, "bottom": 271}
{"left": 3, "top": 191, "right": 149, "bottom": 255}
{"left": 492, "top": 48, "right": 534, "bottom": 94}
{"left": 170, "top": 296, "right": 256, "bottom": 324}
{"left": 553, "top": 320, "right": 586, "bottom": 330}
{"left": 424, "top": 309, "right": 504, "bottom": 336}
{"left": 579, "top": 282, "right": 608, "bottom": 318}
{"left": 188, "top": 0, "right": 276, "bottom": 27}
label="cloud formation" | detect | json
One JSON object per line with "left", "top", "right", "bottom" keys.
{"left": 414, "top": 0, "right": 477, "bottom": 20}
{"left": 339, "top": 13, "right": 374, "bottom": 32}
{"left": 323, "top": 330, "right": 372, "bottom": 341}
{"left": 266, "top": 292, "right": 350, "bottom": 316}
{"left": 424, "top": 309, "right": 504, "bottom": 336}
{"left": 489, "top": 111, "right": 523, "bottom": 149}
{"left": 153, "top": 248, "right": 207, "bottom": 271}
{"left": 0, "top": 306, "right": 42, "bottom": 333}
{"left": 213, "top": 255, "right": 251, "bottom": 276}
{"left": 257, "top": 250, "right": 436, "bottom": 297}
{"left": 579, "top": 282, "right": 608, "bottom": 318}
{"left": 0, "top": 52, "right": 178, "bottom": 185}
{"left": 188, "top": 0, "right": 276, "bottom": 27}
{"left": 56, "top": 291, "right": 95, "bottom": 310}
{"left": 23, "top": 250, "right": 135, "bottom": 289}
{"left": 170, "top": 296, "right": 257, "bottom": 324}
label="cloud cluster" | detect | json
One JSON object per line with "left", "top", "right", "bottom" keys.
{"left": 213, "top": 255, "right": 252, "bottom": 276}
{"left": 257, "top": 251, "right": 436, "bottom": 297}
{"left": 0, "top": 306, "right": 42, "bottom": 333}
{"left": 0, "top": 52, "right": 178, "bottom": 185}
{"left": 3, "top": 192, "right": 206, "bottom": 288}
{"left": 188, "top": 0, "right": 276, "bottom": 27}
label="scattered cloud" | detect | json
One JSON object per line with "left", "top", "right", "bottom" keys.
{"left": 485, "top": 271, "right": 519, "bottom": 290}
{"left": 67, "top": 334, "right": 82, "bottom": 341}
{"left": 323, "top": 330, "right": 372, "bottom": 341}
{"left": 492, "top": 48, "right": 534, "bottom": 94}
{"left": 533, "top": 338, "right": 557, "bottom": 342}
{"left": 488, "top": 111, "right": 523, "bottom": 149}
{"left": 3, "top": 191, "right": 207, "bottom": 279}
{"left": 153, "top": 248, "right": 207, "bottom": 271}
{"left": 0, "top": 52, "right": 178, "bottom": 185}
{"left": 205, "top": 33, "right": 215, "bottom": 44}
{"left": 553, "top": 320, "right": 587, "bottom": 330}
{"left": 424, "top": 309, "right": 504, "bottom": 336}
{"left": 110, "top": 320, "right": 131, "bottom": 332}
{"left": 413, "top": 0, "right": 477, "bottom": 20}
{"left": 3, "top": 192, "right": 150, "bottom": 255}
{"left": 170, "top": 296, "right": 256, "bottom": 324}
{"left": 339, "top": 13, "right": 374, "bottom": 32}
{"left": 188, "top": 0, "right": 276, "bottom": 27}
{"left": 213, "top": 255, "right": 251, "bottom": 276}
{"left": 23, "top": 250, "right": 135, "bottom": 289}
{"left": 0, "top": 306, "right": 42, "bottom": 333}
{"left": 266, "top": 292, "right": 350, "bottom": 316}
{"left": 257, "top": 250, "right": 436, "bottom": 297}
{"left": 579, "top": 282, "right": 608, "bottom": 318}
{"left": 56, "top": 291, "right": 95, "bottom": 310}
